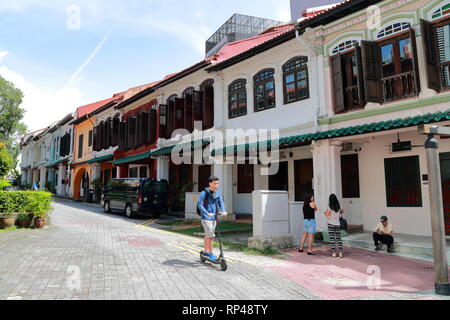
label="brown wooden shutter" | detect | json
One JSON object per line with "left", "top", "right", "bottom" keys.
{"left": 361, "top": 40, "right": 383, "bottom": 103}
{"left": 112, "top": 118, "right": 119, "bottom": 147}
{"left": 149, "top": 107, "right": 157, "bottom": 144}
{"left": 134, "top": 114, "right": 140, "bottom": 148}
{"left": 158, "top": 104, "right": 168, "bottom": 139}
{"left": 184, "top": 93, "right": 193, "bottom": 133}
{"left": 421, "top": 19, "right": 440, "bottom": 91}
{"left": 168, "top": 99, "right": 175, "bottom": 137}
{"left": 331, "top": 54, "right": 345, "bottom": 113}
{"left": 409, "top": 27, "right": 421, "bottom": 95}
{"left": 355, "top": 46, "right": 365, "bottom": 107}
{"left": 141, "top": 112, "right": 149, "bottom": 146}
{"left": 106, "top": 120, "right": 112, "bottom": 148}
{"left": 118, "top": 122, "right": 126, "bottom": 151}
{"left": 203, "top": 86, "right": 214, "bottom": 129}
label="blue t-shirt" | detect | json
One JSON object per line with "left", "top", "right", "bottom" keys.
{"left": 197, "top": 188, "right": 226, "bottom": 221}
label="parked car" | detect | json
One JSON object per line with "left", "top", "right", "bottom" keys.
{"left": 102, "top": 178, "right": 169, "bottom": 219}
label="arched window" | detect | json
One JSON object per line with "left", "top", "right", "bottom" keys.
{"left": 283, "top": 57, "right": 309, "bottom": 104}
{"left": 376, "top": 22, "right": 411, "bottom": 39}
{"left": 254, "top": 69, "right": 275, "bottom": 112}
{"left": 332, "top": 40, "right": 359, "bottom": 55}
{"left": 228, "top": 79, "right": 247, "bottom": 119}
{"left": 432, "top": 3, "right": 450, "bottom": 20}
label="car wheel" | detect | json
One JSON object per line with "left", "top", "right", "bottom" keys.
{"left": 104, "top": 201, "right": 112, "bottom": 213}
{"left": 125, "top": 204, "right": 135, "bottom": 218}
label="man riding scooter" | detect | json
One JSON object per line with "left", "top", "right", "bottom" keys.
{"left": 197, "top": 176, "right": 228, "bottom": 262}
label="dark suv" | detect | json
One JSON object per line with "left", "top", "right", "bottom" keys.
{"left": 102, "top": 178, "right": 169, "bottom": 219}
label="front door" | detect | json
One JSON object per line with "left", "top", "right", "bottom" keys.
{"left": 439, "top": 153, "right": 450, "bottom": 235}
{"left": 269, "top": 161, "right": 289, "bottom": 192}
{"left": 294, "top": 159, "right": 314, "bottom": 202}
{"left": 198, "top": 165, "right": 211, "bottom": 192}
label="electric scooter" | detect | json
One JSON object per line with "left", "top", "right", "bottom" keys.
{"left": 200, "top": 212, "right": 228, "bottom": 272}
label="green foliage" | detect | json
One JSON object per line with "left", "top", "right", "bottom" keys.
{"left": 0, "top": 178, "right": 11, "bottom": 190}
{"left": 92, "top": 178, "right": 103, "bottom": 202}
{"left": 0, "top": 191, "right": 52, "bottom": 218}
{"left": 0, "top": 76, "right": 25, "bottom": 142}
{"left": 0, "top": 75, "right": 26, "bottom": 171}
{"left": 0, "top": 144, "right": 13, "bottom": 177}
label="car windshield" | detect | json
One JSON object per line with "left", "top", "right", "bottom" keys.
{"left": 144, "top": 181, "right": 168, "bottom": 193}
{"left": 109, "top": 179, "right": 141, "bottom": 192}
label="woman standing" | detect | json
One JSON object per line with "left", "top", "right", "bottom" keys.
{"left": 299, "top": 194, "right": 318, "bottom": 255}
{"left": 325, "top": 194, "right": 345, "bottom": 258}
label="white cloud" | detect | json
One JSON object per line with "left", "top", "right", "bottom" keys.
{"left": 0, "top": 51, "right": 8, "bottom": 63}
{"left": 0, "top": 56, "right": 85, "bottom": 132}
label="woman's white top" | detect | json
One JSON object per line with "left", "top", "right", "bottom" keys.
{"left": 327, "top": 208, "right": 341, "bottom": 227}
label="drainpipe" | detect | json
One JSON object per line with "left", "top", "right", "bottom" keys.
{"left": 296, "top": 29, "right": 320, "bottom": 133}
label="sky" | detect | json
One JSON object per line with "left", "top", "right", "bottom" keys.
{"left": 0, "top": 0, "right": 291, "bottom": 132}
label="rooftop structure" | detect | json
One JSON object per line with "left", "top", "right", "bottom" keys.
{"left": 205, "top": 13, "right": 284, "bottom": 58}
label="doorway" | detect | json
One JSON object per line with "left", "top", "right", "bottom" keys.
{"left": 439, "top": 153, "right": 450, "bottom": 235}
{"left": 198, "top": 165, "right": 211, "bottom": 192}
{"left": 269, "top": 161, "right": 289, "bottom": 192}
{"left": 295, "top": 159, "right": 314, "bottom": 202}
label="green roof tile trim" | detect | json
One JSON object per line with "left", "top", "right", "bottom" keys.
{"left": 113, "top": 152, "right": 152, "bottom": 165}
{"left": 213, "top": 109, "right": 450, "bottom": 156}
{"left": 113, "top": 139, "right": 211, "bottom": 164}
{"left": 148, "top": 139, "right": 211, "bottom": 158}
{"left": 88, "top": 155, "right": 114, "bottom": 164}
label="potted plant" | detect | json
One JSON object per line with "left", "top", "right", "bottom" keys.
{"left": 0, "top": 213, "right": 16, "bottom": 229}
{"left": 28, "top": 193, "right": 53, "bottom": 229}
{"left": 17, "top": 212, "right": 34, "bottom": 228}
{"left": 0, "top": 197, "right": 16, "bottom": 229}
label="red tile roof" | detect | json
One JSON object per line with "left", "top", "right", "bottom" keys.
{"left": 75, "top": 95, "right": 123, "bottom": 119}
{"left": 213, "top": 24, "right": 295, "bottom": 64}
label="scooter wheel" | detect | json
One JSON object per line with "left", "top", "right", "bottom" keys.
{"left": 200, "top": 252, "right": 206, "bottom": 263}
{"left": 220, "top": 260, "right": 228, "bottom": 272}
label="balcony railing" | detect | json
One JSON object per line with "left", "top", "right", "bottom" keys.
{"left": 382, "top": 71, "right": 418, "bottom": 103}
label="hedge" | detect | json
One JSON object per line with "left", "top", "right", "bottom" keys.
{"left": 0, "top": 191, "right": 53, "bottom": 217}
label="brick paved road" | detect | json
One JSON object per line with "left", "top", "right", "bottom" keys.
{"left": 0, "top": 199, "right": 448, "bottom": 300}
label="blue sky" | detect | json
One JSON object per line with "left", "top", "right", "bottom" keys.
{"left": 0, "top": 0, "right": 291, "bottom": 132}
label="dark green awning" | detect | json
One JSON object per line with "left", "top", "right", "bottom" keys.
{"left": 113, "top": 139, "right": 210, "bottom": 164}
{"left": 213, "top": 109, "right": 450, "bottom": 156}
{"left": 113, "top": 152, "right": 152, "bottom": 165}
{"left": 88, "top": 155, "right": 114, "bottom": 164}
{"left": 148, "top": 139, "right": 210, "bottom": 158}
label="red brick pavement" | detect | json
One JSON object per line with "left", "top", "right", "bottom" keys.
{"left": 266, "top": 246, "right": 449, "bottom": 300}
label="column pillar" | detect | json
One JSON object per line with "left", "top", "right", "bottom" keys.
{"left": 312, "top": 140, "right": 342, "bottom": 232}
{"left": 39, "top": 167, "right": 47, "bottom": 191}
{"left": 92, "top": 163, "right": 102, "bottom": 181}
{"left": 157, "top": 158, "right": 169, "bottom": 181}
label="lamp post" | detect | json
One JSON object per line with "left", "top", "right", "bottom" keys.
{"left": 419, "top": 125, "right": 450, "bottom": 296}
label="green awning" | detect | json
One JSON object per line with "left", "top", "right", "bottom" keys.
{"left": 88, "top": 155, "right": 114, "bottom": 164}
{"left": 113, "top": 152, "right": 153, "bottom": 165}
{"left": 148, "top": 139, "right": 211, "bottom": 158}
{"left": 213, "top": 109, "right": 450, "bottom": 156}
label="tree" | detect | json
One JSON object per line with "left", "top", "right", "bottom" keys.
{"left": 0, "top": 143, "right": 13, "bottom": 177}
{"left": 0, "top": 75, "right": 25, "bottom": 142}
{"left": 0, "top": 75, "right": 26, "bottom": 172}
